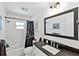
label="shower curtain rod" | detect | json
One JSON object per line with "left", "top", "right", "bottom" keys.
{"left": 4, "top": 16, "right": 27, "bottom": 21}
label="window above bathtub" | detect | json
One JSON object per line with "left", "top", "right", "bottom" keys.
{"left": 16, "top": 22, "right": 24, "bottom": 29}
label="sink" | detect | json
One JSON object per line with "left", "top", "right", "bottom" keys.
{"left": 42, "top": 45, "right": 60, "bottom": 55}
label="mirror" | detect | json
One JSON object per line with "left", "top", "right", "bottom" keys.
{"left": 44, "top": 7, "right": 78, "bottom": 40}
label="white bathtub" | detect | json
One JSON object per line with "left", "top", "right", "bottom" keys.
{"left": 6, "top": 47, "right": 24, "bottom": 56}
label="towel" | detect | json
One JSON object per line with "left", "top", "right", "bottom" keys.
{"left": 0, "top": 40, "right": 7, "bottom": 56}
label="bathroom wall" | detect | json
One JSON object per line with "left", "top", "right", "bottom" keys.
{"left": 5, "top": 11, "right": 28, "bottom": 56}
{"left": 5, "top": 18, "right": 27, "bottom": 56}
{"left": 34, "top": 2, "right": 79, "bottom": 49}
{"left": 4, "top": 10, "right": 28, "bottom": 46}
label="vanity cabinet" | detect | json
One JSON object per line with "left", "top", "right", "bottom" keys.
{"left": 33, "top": 45, "right": 47, "bottom": 56}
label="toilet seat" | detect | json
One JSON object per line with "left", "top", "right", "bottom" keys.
{"left": 24, "top": 47, "right": 33, "bottom": 56}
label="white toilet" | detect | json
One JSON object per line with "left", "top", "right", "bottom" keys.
{"left": 24, "top": 47, "right": 34, "bottom": 56}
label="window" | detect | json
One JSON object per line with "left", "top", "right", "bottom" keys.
{"left": 0, "top": 16, "right": 2, "bottom": 30}
{"left": 16, "top": 22, "right": 24, "bottom": 29}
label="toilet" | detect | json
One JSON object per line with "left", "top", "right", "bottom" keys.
{"left": 24, "top": 47, "right": 33, "bottom": 56}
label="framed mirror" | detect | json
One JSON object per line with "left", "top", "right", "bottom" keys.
{"left": 44, "top": 7, "right": 78, "bottom": 40}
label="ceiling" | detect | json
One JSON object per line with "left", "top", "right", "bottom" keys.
{"left": 4, "top": 2, "right": 51, "bottom": 19}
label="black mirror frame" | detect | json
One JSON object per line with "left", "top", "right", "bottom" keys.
{"left": 44, "top": 7, "right": 78, "bottom": 40}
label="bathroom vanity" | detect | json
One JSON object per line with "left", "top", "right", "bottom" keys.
{"left": 39, "top": 7, "right": 79, "bottom": 56}
{"left": 33, "top": 40, "right": 79, "bottom": 56}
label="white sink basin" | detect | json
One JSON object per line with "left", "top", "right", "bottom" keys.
{"left": 42, "top": 45, "right": 60, "bottom": 55}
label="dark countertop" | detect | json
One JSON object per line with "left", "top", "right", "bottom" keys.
{"left": 34, "top": 41, "right": 79, "bottom": 56}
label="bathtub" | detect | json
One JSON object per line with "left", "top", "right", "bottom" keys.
{"left": 6, "top": 47, "right": 24, "bottom": 56}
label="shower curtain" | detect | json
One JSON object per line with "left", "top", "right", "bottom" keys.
{"left": 25, "top": 21, "right": 34, "bottom": 48}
